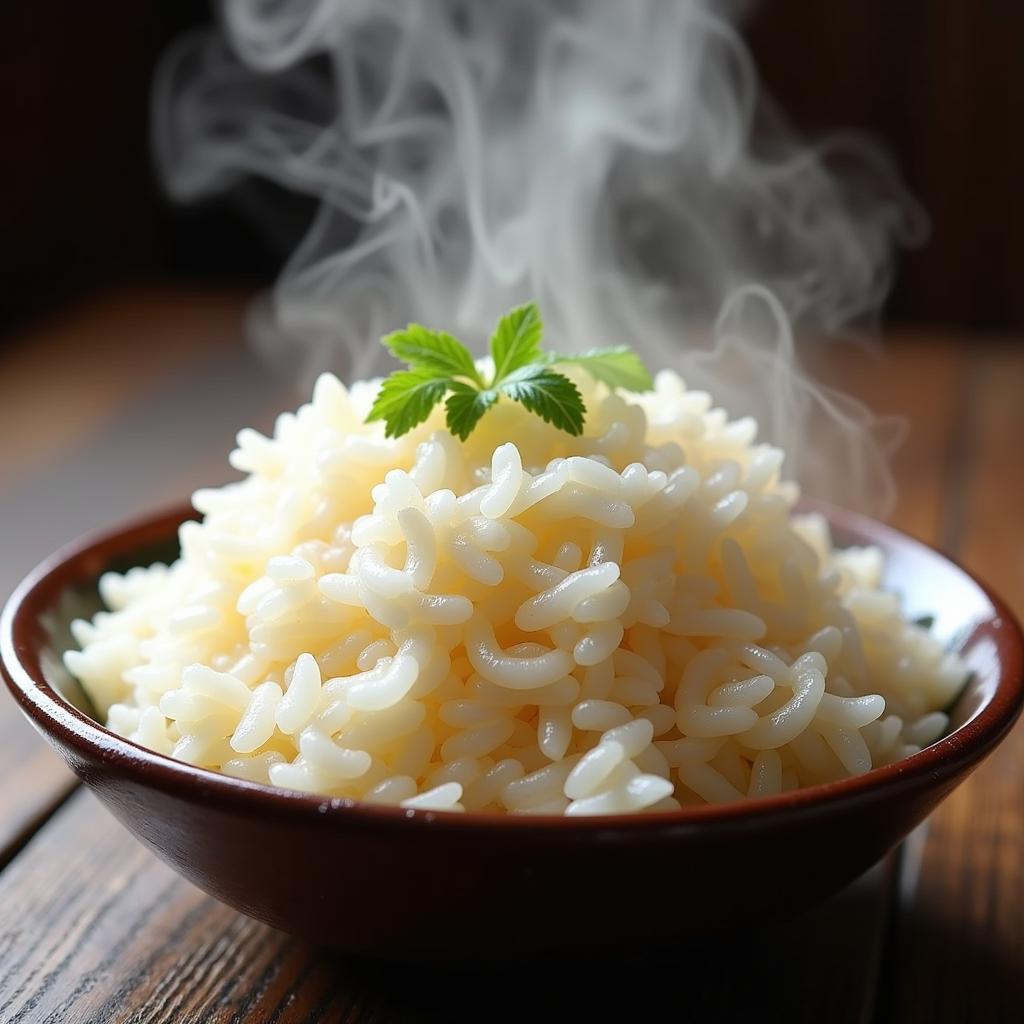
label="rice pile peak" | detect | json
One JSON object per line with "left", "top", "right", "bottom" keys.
{"left": 65, "top": 310, "right": 966, "bottom": 814}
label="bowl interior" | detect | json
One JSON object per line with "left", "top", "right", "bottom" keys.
{"left": 828, "top": 514, "right": 1002, "bottom": 734}
{"left": 36, "top": 533, "right": 183, "bottom": 721}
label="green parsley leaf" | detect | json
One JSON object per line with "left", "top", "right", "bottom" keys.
{"left": 364, "top": 301, "right": 653, "bottom": 441}
{"left": 382, "top": 324, "right": 482, "bottom": 385}
{"left": 365, "top": 369, "right": 450, "bottom": 439}
{"left": 498, "top": 365, "right": 585, "bottom": 436}
{"left": 549, "top": 346, "right": 654, "bottom": 392}
{"left": 445, "top": 382, "right": 499, "bottom": 441}
{"left": 489, "top": 301, "right": 543, "bottom": 381}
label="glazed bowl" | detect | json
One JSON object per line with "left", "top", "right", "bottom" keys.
{"left": 2, "top": 502, "right": 1022, "bottom": 963}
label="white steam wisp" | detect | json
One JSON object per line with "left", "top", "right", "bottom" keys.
{"left": 153, "top": 0, "right": 924, "bottom": 513}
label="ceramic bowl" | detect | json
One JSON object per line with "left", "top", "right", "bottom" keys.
{"left": 2, "top": 502, "right": 1022, "bottom": 963}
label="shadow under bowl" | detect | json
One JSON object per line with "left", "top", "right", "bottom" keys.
{"left": 2, "top": 501, "right": 1022, "bottom": 964}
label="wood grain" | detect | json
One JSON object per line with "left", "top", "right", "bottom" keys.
{"left": 0, "top": 718, "right": 76, "bottom": 871}
{"left": 888, "top": 342, "right": 1024, "bottom": 1024}
{"left": 0, "top": 789, "right": 904, "bottom": 1024}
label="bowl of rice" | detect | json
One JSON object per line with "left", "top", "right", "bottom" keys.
{"left": 3, "top": 363, "right": 1022, "bottom": 962}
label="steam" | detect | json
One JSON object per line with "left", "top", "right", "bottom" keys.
{"left": 153, "top": 0, "right": 923, "bottom": 514}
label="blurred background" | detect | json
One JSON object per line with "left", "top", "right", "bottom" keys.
{"left": 3, "top": 1, "right": 1023, "bottom": 335}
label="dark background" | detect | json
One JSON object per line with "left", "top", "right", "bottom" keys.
{"left": 2, "top": 1, "right": 1022, "bottom": 336}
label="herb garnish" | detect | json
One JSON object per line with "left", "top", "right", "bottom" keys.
{"left": 365, "top": 302, "right": 653, "bottom": 441}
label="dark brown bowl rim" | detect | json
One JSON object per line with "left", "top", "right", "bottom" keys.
{"left": 2, "top": 500, "right": 1022, "bottom": 834}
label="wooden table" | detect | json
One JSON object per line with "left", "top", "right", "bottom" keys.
{"left": 0, "top": 288, "right": 1021, "bottom": 1023}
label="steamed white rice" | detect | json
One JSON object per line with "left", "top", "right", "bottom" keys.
{"left": 64, "top": 367, "right": 966, "bottom": 814}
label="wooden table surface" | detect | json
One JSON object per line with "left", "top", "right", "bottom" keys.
{"left": 0, "top": 287, "right": 1021, "bottom": 1023}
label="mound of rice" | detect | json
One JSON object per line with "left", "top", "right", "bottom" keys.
{"left": 65, "top": 368, "right": 967, "bottom": 814}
